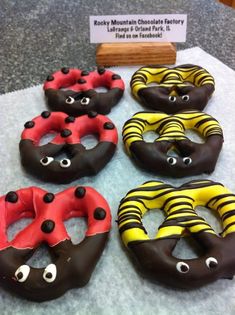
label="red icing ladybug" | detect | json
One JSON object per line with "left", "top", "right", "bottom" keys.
{"left": 0, "top": 186, "right": 111, "bottom": 301}
{"left": 43, "top": 67, "right": 125, "bottom": 116}
{"left": 20, "top": 111, "right": 118, "bottom": 184}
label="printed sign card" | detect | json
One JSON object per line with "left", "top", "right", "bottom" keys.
{"left": 90, "top": 14, "right": 187, "bottom": 43}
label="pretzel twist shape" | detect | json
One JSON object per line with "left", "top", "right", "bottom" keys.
{"left": 0, "top": 186, "right": 111, "bottom": 301}
{"left": 44, "top": 67, "right": 125, "bottom": 116}
{"left": 130, "top": 64, "right": 215, "bottom": 113}
{"left": 122, "top": 110, "right": 223, "bottom": 177}
{"left": 20, "top": 111, "right": 118, "bottom": 183}
{"left": 118, "top": 180, "right": 235, "bottom": 288}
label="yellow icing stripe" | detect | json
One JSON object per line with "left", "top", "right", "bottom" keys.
{"left": 118, "top": 219, "right": 140, "bottom": 229}
{"left": 118, "top": 180, "right": 235, "bottom": 248}
{"left": 118, "top": 208, "right": 141, "bottom": 217}
{"left": 122, "top": 111, "right": 223, "bottom": 155}
{"left": 222, "top": 225, "right": 235, "bottom": 237}
{"left": 121, "top": 228, "right": 149, "bottom": 246}
{"left": 166, "top": 212, "right": 197, "bottom": 220}
{"left": 130, "top": 65, "right": 215, "bottom": 97}
{"left": 156, "top": 226, "right": 185, "bottom": 239}
{"left": 223, "top": 215, "right": 235, "bottom": 227}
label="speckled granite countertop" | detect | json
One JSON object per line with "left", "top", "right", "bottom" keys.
{"left": 0, "top": 0, "right": 234, "bottom": 94}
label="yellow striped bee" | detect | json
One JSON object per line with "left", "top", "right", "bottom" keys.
{"left": 122, "top": 110, "right": 223, "bottom": 177}
{"left": 130, "top": 64, "right": 215, "bottom": 113}
{"left": 118, "top": 180, "right": 235, "bottom": 288}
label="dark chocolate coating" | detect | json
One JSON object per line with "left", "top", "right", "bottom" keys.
{"left": 138, "top": 85, "right": 214, "bottom": 114}
{"left": 129, "top": 233, "right": 235, "bottom": 289}
{"left": 131, "top": 64, "right": 215, "bottom": 114}
{"left": 129, "top": 136, "right": 223, "bottom": 177}
{"left": 45, "top": 88, "right": 124, "bottom": 116}
{"left": 118, "top": 180, "right": 235, "bottom": 289}
{"left": 123, "top": 111, "right": 223, "bottom": 177}
{"left": 0, "top": 234, "right": 108, "bottom": 301}
{"left": 19, "top": 140, "right": 116, "bottom": 184}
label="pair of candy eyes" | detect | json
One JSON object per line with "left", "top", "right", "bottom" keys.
{"left": 66, "top": 96, "right": 90, "bottom": 105}
{"left": 40, "top": 157, "right": 71, "bottom": 168}
{"left": 169, "top": 95, "right": 189, "bottom": 102}
{"left": 176, "top": 257, "right": 218, "bottom": 274}
{"left": 167, "top": 157, "right": 192, "bottom": 166}
{"left": 15, "top": 264, "right": 57, "bottom": 283}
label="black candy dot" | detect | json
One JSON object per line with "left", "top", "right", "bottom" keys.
{"left": 77, "top": 78, "right": 86, "bottom": 84}
{"left": 74, "top": 187, "right": 86, "bottom": 198}
{"left": 97, "top": 66, "right": 106, "bottom": 75}
{"left": 112, "top": 74, "right": 121, "bottom": 80}
{"left": 61, "top": 129, "right": 72, "bottom": 137}
{"left": 184, "top": 158, "right": 191, "bottom": 165}
{"left": 104, "top": 122, "right": 115, "bottom": 130}
{"left": 43, "top": 193, "right": 55, "bottom": 203}
{"left": 41, "top": 111, "right": 51, "bottom": 119}
{"left": 45, "top": 272, "right": 53, "bottom": 279}
{"left": 208, "top": 261, "right": 218, "bottom": 269}
{"left": 61, "top": 67, "right": 70, "bottom": 74}
{"left": 41, "top": 157, "right": 48, "bottom": 164}
{"left": 81, "top": 70, "right": 89, "bottom": 76}
{"left": 17, "top": 272, "right": 23, "bottom": 280}
{"left": 180, "top": 265, "right": 189, "bottom": 272}
{"left": 88, "top": 111, "right": 98, "bottom": 118}
{"left": 61, "top": 159, "right": 69, "bottom": 165}
{"left": 94, "top": 208, "right": 106, "bottom": 220}
{"left": 41, "top": 220, "right": 55, "bottom": 233}
{"left": 24, "top": 121, "right": 35, "bottom": 129}
{"left": 5, "top": 191, "right": 18, "bottom": 203}
{"left": 46, "top": 75, "right": 54, "bottom": 82}
{"left": 65, "top": 116, "right": 76, "bottom": 123}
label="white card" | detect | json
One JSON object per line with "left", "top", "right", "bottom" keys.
{"left": 90, "top": 14, "right": 187, "bottom": 43}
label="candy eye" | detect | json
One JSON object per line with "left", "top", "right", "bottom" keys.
{"left": 80, "top": 97, "right": 90, "bottom": 105}
{"left": 182, "top": 95, "right": 190, "bottom": 101}
{"left": 183, "top": 157, "right": 192, "bottom": 165}
{"left": 169, "top": 96, "right": 176, "bottom": 102}
{"left": 15, "top": 265, "right": 30, "bottom": 282}
{"left": 43, "top": 264, "right": 57, "bottom": 283}
{"left": 40, "top": 156, "right": 54, "bottom": 166}
{"left": 176, "top": 262, "right": 190, "bottom": 273}
{"left": 65, "top": 96, "right": 75, "bottom": 104}
{"left": 205, "top": 257, "right": 218, "bottom": 269}
{"left": 60, "top": 158, "right": 71, "bottom": 168}
{"left": 167, "top": 157, "right": 177, "bottom": 165}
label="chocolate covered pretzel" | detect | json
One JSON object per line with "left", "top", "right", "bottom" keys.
{"left": 122, "top": 110, "right": 223, "bottom": 177}
{"left": 0, "top": 186, "right": 111, "bottom": 301}
{"left": 131, "top": 64, "right": 214, "bottom": 113}
{"left": 44, "top": 67, "right": 125, "bottom": 116}
{"left": 20, "top": 111, "right": 118, "bottom": 183}
{"left": 118, "top": 180, "right": 235, "bottom": 288}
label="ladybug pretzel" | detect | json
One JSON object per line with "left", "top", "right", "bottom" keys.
{"left": 20, "top": 111, "right": 118, "bottom": 184}
{"left": 0, "top": 186, "right": 111, "bottom": 301}
{"left": 43, "top": 67, "right": 125, "bottom": 116}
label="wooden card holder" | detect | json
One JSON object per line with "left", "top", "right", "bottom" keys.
{"left": 96, "top": 42, "right": 176, "bottom": 66}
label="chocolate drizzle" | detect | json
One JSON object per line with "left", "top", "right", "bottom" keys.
{"left": 131, "top": 64, "right": 215, "bottom": 114}
{"left": 123, "top": 111, "right": 223, "bottom": 177}
{"left": 118, "top": 180, "right": 235, "bottom": 289}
